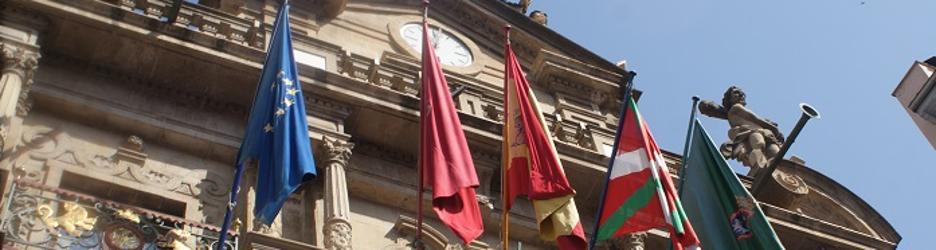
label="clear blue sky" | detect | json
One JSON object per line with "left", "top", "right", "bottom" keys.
{"left": 535, "top": 0, "right": 934, "bottom": 248}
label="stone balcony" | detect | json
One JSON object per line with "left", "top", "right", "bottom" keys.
{"left": 56, "top": 0, "right": 265, "bottom": 52}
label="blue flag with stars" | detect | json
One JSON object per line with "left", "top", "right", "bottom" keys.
{"left": 235, "top": 3, "right": 316, "bottom": 225}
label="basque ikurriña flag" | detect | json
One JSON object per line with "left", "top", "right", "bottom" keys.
{"left": 502, "top": 35, "right": 587, "bottom": 249}
{"left": 594, "top": 97, "right": 700, "bottom": 249}
{"left": 418, "top": 18, "right": 484, "bottom": 243}
{"left": 235, "top": 3, "right": 317, "bottom": 225}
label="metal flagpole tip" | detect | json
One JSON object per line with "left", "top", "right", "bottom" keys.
{"left": 692, "top": 96, "right": 700, "bottom": 102}
{"left": 504, "top": 24, "right": 512, "bottom": 32}
{"left": 423, "top": 0, "right": 429, "bottom": 7}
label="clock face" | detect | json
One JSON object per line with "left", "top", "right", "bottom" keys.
{"left": 399, "top": 23, "right": 474, "bottom": 67}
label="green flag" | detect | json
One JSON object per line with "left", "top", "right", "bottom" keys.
{"left": 679, "top": 119, "right": 785, "bottom": 250}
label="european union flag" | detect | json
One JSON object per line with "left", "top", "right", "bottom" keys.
{"left": 236, "top": 2, "right": 316, "bottom": 225}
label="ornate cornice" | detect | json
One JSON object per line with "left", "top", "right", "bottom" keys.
{"left": 42, "top": 52, "right": 248, "bottom": 117}
{"left": 305, "top": 94, "right": 352, "bottom": 120}
{"left": 1, "top": 0, "right": 51, "bottom": 32}
{"left": 353, "top": 140, "right": 415, "bottom": 167}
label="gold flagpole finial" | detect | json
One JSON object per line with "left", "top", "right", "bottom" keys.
{"left": 504, "top": 25, "right": 512, "bottom": 45}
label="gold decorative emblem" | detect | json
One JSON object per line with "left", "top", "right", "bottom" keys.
{"left": 157, "top": 228, "right": 193, "bottom": 250}
{"left": 114, "top": 208, "right": 141, "bottom": 224}
{"left": 231, "top": 218, "right": 243, "bottom": 232}
{"left": 36, "top": 201, "right": 98, "bottom": 237}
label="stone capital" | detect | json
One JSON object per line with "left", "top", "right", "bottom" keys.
{"left": 1, "top": 43, "right": 40, "bottom": 80}
{"left": 321, "top": 136, "right": 354, "bottom": 166}
{"left": 1, "top": 42, "right": 40, "bottom": 117}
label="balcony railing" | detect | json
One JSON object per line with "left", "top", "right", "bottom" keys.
{"left": 69, "top": 0, "right": 266, "bottom": 50}
{"left": 0, "top": 180, "right": 237, "bottom": 249}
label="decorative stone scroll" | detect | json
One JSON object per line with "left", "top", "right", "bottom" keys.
{"left": 11, "top": 127, "right": 231, "bottom": 221}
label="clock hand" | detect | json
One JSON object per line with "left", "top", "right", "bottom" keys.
{"left": 432, "top": 27, "right": 443, "bottom": 50}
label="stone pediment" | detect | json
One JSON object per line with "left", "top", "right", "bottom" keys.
{"left": 766, "top": 160, "right": 901, "bottom": 247}
{"left": 308, "top": 0, "right": 629, "bottom": 86}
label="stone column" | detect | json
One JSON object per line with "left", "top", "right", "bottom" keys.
{"left": 0, "top": 42, "right": 39, "bottom": 155}
{"left": 321, "top": 136, "right": 354, "bottom": 250}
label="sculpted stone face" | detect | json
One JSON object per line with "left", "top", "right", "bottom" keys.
{"left": 724, "top": 86, "right": 747, "bottom": 108}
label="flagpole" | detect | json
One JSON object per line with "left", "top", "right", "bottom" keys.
{"left": 676, "top": 96, "right": 701, "bottom": 196}
{"left": 216, "top": 162, "right": 244, "bottom": 250}
{"left": 414, "top": 1, "right": 429, "bottom": 249}
{"left": 586, "top": 74, "right": 636, "bottom": 250}
{"left": 501, "top": 24, "right": 512, "bottom": 250}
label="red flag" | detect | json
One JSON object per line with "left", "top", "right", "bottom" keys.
{"left": 502, "top": 34, "right": 587, "bottom": 249}
{"left": 419, "top": 20, "right": 484, "bottom": 244}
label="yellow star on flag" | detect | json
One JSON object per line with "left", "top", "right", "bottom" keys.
{"left": 275, "top": 108, "right": 286, "bottom": 116}
{"left": 263, "top": 123, "right": 273, "bottom": 133}
{"left": 284, "top": 98, "right": 294, "bottom": 108}
{"left": 286, "top": 88, "right": 299, "bottom": 95}
{"left": 283, "top": 78, "right": 293, "bottom": 86}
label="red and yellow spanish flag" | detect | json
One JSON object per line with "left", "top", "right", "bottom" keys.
{"left": 502, "top": 32, "right": 587, "bottom": 249}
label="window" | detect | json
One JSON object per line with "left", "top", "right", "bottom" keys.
{"left": 187, "top": 0, "right": 220, "bottom": 8}
{"left": 295, "top": 50, "right": 327, "bottom": 70}
{"left": 912, "top": 76, "right": 936, "bottom": 124}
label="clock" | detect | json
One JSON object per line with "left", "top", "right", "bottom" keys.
{"left": 398, "top": 23, "right": 474, "bottom": 67}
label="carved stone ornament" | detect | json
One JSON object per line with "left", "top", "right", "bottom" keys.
{"left": 699, "top": 86, "right": 785, "bottom": 175}
{"left": 609, "top": 232, "right": 646, "bottom": 250}
{"left": 13, "top": 127, "right": 231, "bottom": 223}
{"left": 252, "top": 218, "right": 273, "bottom": 233}
{"left": 324, "top": 219, "right": 352, "bottom": 250}
{"left": 322, "top": 136, "right": 354, "bottom": 166}
{"left": 2, "top": 43, "right": 40, "bottom": 117}
{"left": 1, "top": 43, "right": 40, "bottom": 78}
{"left": 0, "top": 116, "right": 9, "bottom": 154}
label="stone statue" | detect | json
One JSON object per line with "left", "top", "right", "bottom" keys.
{"left": 699, "top": 86, "right": 785, "bottom": 176}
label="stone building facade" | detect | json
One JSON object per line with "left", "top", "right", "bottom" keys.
{"left": 893, "top": 58, "right": 936, "bottom": 150}
{"left": 0, "top": 0, "right": 900, "bottom": 249}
